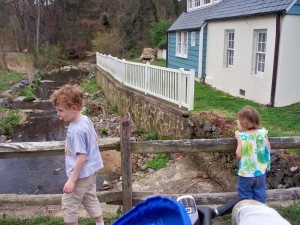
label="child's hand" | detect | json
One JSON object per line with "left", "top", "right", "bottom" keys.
{"left": 63, "top": 179, "right": 76, "bottom": 193}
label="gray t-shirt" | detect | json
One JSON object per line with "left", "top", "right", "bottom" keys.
{"left": 65, "top": 115, "right": 104, "bottom": 179}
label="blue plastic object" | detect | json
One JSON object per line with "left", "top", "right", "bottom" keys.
{"left": 113, "top": 196, "right": 192, "bottom": 225}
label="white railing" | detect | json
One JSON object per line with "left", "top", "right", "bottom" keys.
{"left": 96, "top": 53, "right": 195, "bottom": 110}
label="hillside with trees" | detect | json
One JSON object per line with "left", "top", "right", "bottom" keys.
{"left": 0, "top": 0, "right": 186, "bottom": 67}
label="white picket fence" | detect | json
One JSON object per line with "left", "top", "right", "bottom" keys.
{"left": 96, "top": 53, "right": 195, "bottom": 110}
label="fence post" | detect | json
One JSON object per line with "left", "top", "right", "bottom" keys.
{"left": 178, "top": 68, "right": 184, "bottom": 108}
{"left": 96, "top": 52, "right": 99, "bottom": 67}
{"left": 122, "top": 59, "right": 126, "bottom": 84}
{"left": 188, "top": 69, "right": 195, "bottom": 110}
{"left": 120, "top": 117, "right": 132, "bottom": 213}
{"left": 144, "top": 62, "right": 150, "bottom": 94}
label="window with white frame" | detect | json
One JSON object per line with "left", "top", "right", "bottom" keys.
{"left": 225, "top": 30, "right": 234, "bottom": 67}
{"left": 191, "top": 32, "right": 196, "bottom": 46}
{"left": 254, "top": 30, "right": 267, "bottom": 75}
{"left": 188, "top": 0, "right": 215, "bottom": 10}
{"left": 176, "top": 31, "right": 188, "bottom": 58}
{"left": 188, "top": 0, "right": 193, "bottom": 9}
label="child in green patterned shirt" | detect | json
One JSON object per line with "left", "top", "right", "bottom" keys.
{"left": 235, "top": 106, "right": 271, "bottom": 203}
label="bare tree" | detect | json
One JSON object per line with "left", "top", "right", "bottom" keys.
{"left": 0, "top": 26, "right": 9, "bottom": 70}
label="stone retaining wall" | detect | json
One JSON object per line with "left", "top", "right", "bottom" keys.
{"left": 95, "top": 66, "right": 193, "bottom": 139}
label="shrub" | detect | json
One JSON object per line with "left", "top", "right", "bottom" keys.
{"left": 80, "top": 77, "right": 100, "bottom": 94}
{"left": 92, "top": 30, "right": 124, "bottom": 57}
{"left": 99, "top": 127, "right": 108, "bottom": 135}
{"left": 142, "top": 131, "right": 158, "bottom": 141}
{"left": 0, "top": 108, "right": 22, "bottom": 135}
{"left": 146, "top": 153, "right": 171, "bottom": 171}
{"left": 17, "top": 86, "right": 36, "bottom": 101}
{"left": 36, "top": 45, "right": 64, "bottom": 69}
{"left": 152, "top": 20, "right": 173, "bottom": 49}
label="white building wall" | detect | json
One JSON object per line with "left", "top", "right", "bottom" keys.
{"left": 275, "top": 15, "right": 300, "bottom": 107}
{"left": 205, "top": 15, "right": 277, "bottom": 105}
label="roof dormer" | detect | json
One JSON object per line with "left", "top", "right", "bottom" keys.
{"left": 187, "top": 0, "right": 222, "bottom": 12}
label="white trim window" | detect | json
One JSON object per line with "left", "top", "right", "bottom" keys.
{"left": 225, "top": 30, "right": 234, "bottom": 67}
{"left": 176, "top": 31, "right": 188, "bottom": 58}
{"left": 188, "top": 0, "right": 216, "bottom": 10}
{"left": 191, "top": 32, "right": 196, "bottom": 46}
{"left": 254, "top": 30, "right": 267, "bottom": 75}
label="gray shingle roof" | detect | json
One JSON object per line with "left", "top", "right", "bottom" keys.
{"left": 168, "top": 0, "right": 294, "bottom": 31}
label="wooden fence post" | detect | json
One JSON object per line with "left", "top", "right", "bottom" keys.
{"left": 189, "top": 69, "right": 195, "bottom": 111}
{"left": 120, "top": 117, "right": 132, "bottom": 213}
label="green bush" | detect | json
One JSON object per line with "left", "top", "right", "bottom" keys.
{"left": 0, "top": 108, "right": 21, "bottom": 135}
{"left": 146, "top": 153, "right": 171, "bottom": 171}
{"left": 18, "top": 86, "right": 36, "bottom": 101}
{"left": 80, "top": 77, "right": 100, "bottom": 94}
{"left": 99, "top": 127, "right": 108, "bottom": 135}
{"left": 152, "top": 20, "right": 173, "bottom": 49}
{"left": 142, "top": 131, "right": 158, "bottom": 141}
{"left": 135, "top": 128, "right": 146, "bottom": 136}
{"left": 36, "top": 45, "right": 64, "bottom": 69}
{"left": 92, "top": 30, "right": 123, "bottom": 57}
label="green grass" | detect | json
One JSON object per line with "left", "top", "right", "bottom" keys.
{"left": 0, "top": 213, "right": 120, "bottom": 225}
{"left": 0, "top": 203, "right": 296, "bottom": 225}
{"left": 17, "top": 86, "right": 36, "bottom": 101}
{"left": 80, "top": 77, "right": 101, "bottom": 94}
{"left": 142, "top": 131, "right": 159, "bottom": 141}
{"left": 0, "top": 107, "right": 22, "bottom": 135}
{"left": 130, "top": 58, "right": 166, "bottom": 67}
{"left": 0, "top": 69, "right": 24, "bottom": 93}
{"left": 272, "top": 202, "right": 300, "bottom": 225}
{"left": 194, "top": 82, "right": 300, "bottom": 137}
{"left": 146, "top": 153, "right": 171, "bottom": 171}
{"left": 213, "top": 202, "right": 300, "bottom": 225}
{"left": 150, "top": 59, "right": 166, "bottom": 67}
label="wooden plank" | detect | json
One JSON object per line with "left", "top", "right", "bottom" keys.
{"left": 0, "top": 191, "right": 152, "bottom": 207}
{"left": 0, "top": 138, "right": 125, "bottom": 159}
{"left": 1, "top": 137, "right": 299, "bottom": 158}
{"left": 0, "top": 188, "right": 298, "bottom": 207}
{"left": 104, "top": 188, "right": 300, "bottom": 206}
{"left": 165, "top": 187, "right": 300, "bottom": 205}
{"left": 131, "top": 137, "right": 300, "bottom": 154}
{"left": 120, "top": 118, "right": 133, "bottom": 213}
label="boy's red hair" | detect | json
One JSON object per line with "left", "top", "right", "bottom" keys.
{"left": 50, "top": 84, "right": 83, "bottom": 110}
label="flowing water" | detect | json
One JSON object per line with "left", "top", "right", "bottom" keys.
{"left": 0, "top": 70, "right": 105, "bottom": 194}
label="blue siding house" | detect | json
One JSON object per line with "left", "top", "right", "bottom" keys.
{"left": 167, "top": 0, "right": 300, "bottom": 107}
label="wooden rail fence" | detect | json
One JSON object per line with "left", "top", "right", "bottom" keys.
{"left": 0, "top": 118, "right": 300, "bottom": 213}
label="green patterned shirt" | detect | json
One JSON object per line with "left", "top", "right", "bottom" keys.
{"left": 235, "top": 128, "right": 271, "bottom": 177}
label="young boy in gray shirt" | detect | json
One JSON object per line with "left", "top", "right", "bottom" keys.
{"left": 51, "top": 84, "right": 105, "bottom": 225}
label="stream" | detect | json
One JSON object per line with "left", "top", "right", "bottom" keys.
{"left": 0, "top": 69, "right": 105, "bottom": 194}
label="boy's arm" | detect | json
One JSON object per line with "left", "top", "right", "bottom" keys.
{"left": 236, "top": 137, "right": 242, "bottom": 158}
{"left": 63, "top": 153, "right": 86, "bottom": 193}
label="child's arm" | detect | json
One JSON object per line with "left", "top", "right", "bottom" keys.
{"left": 266, "top": 137, "right": 271, "bottom": 170}
{"left": 236, "top": 137, "right": 242, "bottom": 158}
{"left": 266, "top": 137, "right": 271, "bottom": 151}
{"left": 63, "top": 153, "right": 86, "bottom": 193}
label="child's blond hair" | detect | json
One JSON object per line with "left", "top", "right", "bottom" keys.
{"left": 50, "top": 84, "right": 83, "bottom": 110}
{"left": 237, "top": 107, "right": 260, "bottom": 130}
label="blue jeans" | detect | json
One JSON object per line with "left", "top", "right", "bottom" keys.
{"left": 238, "top": 174, "right": 266, "bottom": 203}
